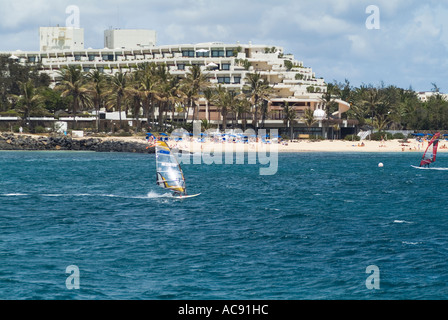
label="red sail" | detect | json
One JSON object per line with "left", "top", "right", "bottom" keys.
{"left": 420, "top": 132, "right": 441, "bottom": 167}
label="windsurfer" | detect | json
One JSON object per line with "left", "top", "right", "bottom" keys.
{"left": 421, "top": 162, "right": 430, "bottom": 168}
{"left": 173, "top": 191, "right": 185, "bottom": 198}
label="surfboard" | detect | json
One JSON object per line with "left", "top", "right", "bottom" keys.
{"left": 411, "top": 165, "right": 448, "bottom": 171}
{"left": 173, "top": 193, "right": 201, "bottom": 199}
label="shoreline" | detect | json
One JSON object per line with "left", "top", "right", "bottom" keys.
{"left": 167, "top": 138, "right": 448, "bottom": 154}
{"left": 1, "top": 132, "right": 447, "bottom": 154}
{"left": 0, "top": 133, "right": 154, "bottom": 153}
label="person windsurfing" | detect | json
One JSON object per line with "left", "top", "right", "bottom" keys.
{"left": 419, "top": 132, "right": 440, "bottom": 168}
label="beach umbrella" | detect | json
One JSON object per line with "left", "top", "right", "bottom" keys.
{"left": 171, "top": 129, "right": 189, "bottom": 136}
{"left": 160, "top": 133, "right": 168, "bottom": 136}
{"left": 206, "top": 62, "right": 218, "bottom": 68}
{"left": 196, "top": 49, "right": 209, "bottom": 53}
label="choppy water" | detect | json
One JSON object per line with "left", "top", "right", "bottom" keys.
{"left": 1, "top": 151, "right": 448, "bottom": 300}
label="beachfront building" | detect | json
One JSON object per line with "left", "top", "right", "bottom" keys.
{"left": 417, "top": 91, "right": 448, "bottom": 102}
{"left": 104, "top": 28, "right": 157, "bottom": 49}
{"left": 3, "top": 28, "right": 354, "bottom": 138}
{"left": 39, "top": 26, "right": 85, "bottom": 52}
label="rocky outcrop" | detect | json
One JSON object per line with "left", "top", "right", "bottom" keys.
{"left": 0, "top": 133, "right": 155, "bottom": 153}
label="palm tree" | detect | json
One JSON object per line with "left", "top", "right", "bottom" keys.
{"left": 56, "top": 65, "right": 92, "bottom": 128}
{"left": 360, "top": 85, "right": 380, "bottom": 128}
{"left": 213, "top": 85, "right": 233, "bottom": 131}
{"left": 107, "top": 71, "right": 131, "bottom": 128}
{"left": 282, "top": 101, "right": 297, "bottom": 139}
{"left": 347, "top": 86, "right": 370, "bottom": 127}
{"left": 302, "top": 106, "right": 317, "bottom": 135}
{"left": 151, "top": 64, "right": 172, "bottom": 130}
{"left": 201, "top": 119, "right": 213, "bottom": 131}
{"left": 232, "top": 97, "right": 251, "bottom": 130}
{"left": 320, "top": 82, "right": 340, "bottom": 139}
{"left": 183, "top": 65, "right": 210, "bottom": 121}
{"left": 10, "top": 80, "right": 44, "bottom": 124}
{"left": 167, "top": 76, "right": 185, "bottom": 129}
{"left": 126, "top": 72, "right": 144, "bottom": 132}
{"left": 153, "top": 66, "right": 184, "bottom": 131}
{"left": 203, "top": 87, "right": 215, "bottom": 122}
{"left": 136, "top": 62, "right": 158, "bottom": 128}
{"left": 244, "top": 72, "right": 273, "bottom": 132}
{"left": 86, "top": 69, "right": 108, "bottom": 132}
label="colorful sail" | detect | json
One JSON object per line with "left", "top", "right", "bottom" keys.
{"left": 420, "top": 132, "right": 441, "bottom": 167}
{"left": 155, "top": 140, "right": 186, "bottom": 194}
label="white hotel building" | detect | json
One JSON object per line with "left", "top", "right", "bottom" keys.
{"left": 4, "top": 27, "right": 354, "bottom": 137}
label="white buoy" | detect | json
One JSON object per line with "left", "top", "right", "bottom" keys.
{"left": 378, "top": 162, "right": 384, "bottom": 168}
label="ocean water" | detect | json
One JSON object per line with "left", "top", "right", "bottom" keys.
{"left": 1, "top": 150, "right": 448, "bottom": 300}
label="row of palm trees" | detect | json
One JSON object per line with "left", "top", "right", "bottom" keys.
{"left": 331, "top": 80, "right": 448, "bottom": 132}
{"left": 44, "top": 63, "right": 280, "bottom": 133}
{"left": 13, "top": 63, "right": 440, "bottom": 138}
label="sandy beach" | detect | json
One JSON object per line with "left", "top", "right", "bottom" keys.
{"left": 158, "top": 137, "right": 448, "bottom": 154}
{"left": 7, "top": 133, "right": 448, "bottom": 154}
{"left": 88, "top": 135, "right": 448, "bottom": 153}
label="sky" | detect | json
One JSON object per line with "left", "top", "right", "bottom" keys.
{"left": 1, "top": 0, "right": 447, "bottom": 92}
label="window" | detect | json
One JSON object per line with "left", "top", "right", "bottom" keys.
{"left": 211, "top": 49, "right": 225, "bottom": 57}
{"left": 88, "top": 55, "right": 96, "bottom": 61}
{"left": 234, "top": 77, "right": 241, "bottom": 84}
{"left": 226, "top": 49, "right": 235, "bottom": 57}
{"left": 182, "top": 50, "right": 195, "bottom": 57}
{"left": 217, "top": 77, "right": 231, "bottom": 84}
{"left": 222, "top": 63, "right": 230, "bottom": 70}
{"left": 74, "top": 55, "right": 81, "bottom": 61}
{"left": 196, "top": 51, "right": 209, "bottom": 57}
{"left": 177, "top": 64, "right": 185, "bottom": 70}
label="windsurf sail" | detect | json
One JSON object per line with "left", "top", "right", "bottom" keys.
{"left": 155, "top": 140, "right": 186, "bottom": 195}
{"left": 420, "top": 132, "right": 441, "bottom": 167}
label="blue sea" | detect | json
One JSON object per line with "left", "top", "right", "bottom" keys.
{"left": 1, "top": 150, "right": 448, "bottom": 300}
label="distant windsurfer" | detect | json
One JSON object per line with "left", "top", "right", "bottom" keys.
{"left": 420, "top": 161, "right": 430, "bottom": 168}
{"left": 418, "top": 133, "right": 440, "bottom": 168}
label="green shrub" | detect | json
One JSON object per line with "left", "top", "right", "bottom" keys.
{"left": 344, "top": 134, "right": 360, "bottom": 141}
{"left": 33, "top": 125, "right": 46, "bottom": 134}
{"left": 392, "top": 132, "right": 405, "bottom": 140}
{"left": 0, "top": 110, "right": 20, "bottom": 117}
{"left": 309, "top": 134, "right": 324, "bottom": 141}
{"left": 113, "top": 131, "right": 133, "bottom": 137}
{"left": 368, "top": 132, "right": 394, "bottom": 141}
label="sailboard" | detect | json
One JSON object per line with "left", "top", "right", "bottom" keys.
{"left": 410, "top": 165, "right": 448, "bottom": 171}
{"left": 412, "top": 132, "right": 441, "bottom": 169}
{"left": 155, "top": 140, "right": 200, "bottom": 199}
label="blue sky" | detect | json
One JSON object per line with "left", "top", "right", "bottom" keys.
{"left": 1, "top": 0, "right": 447, "bottom": 92}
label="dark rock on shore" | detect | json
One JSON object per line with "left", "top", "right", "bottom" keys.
{"left": 0, "top": 133, "right": 155, "bottom": 154}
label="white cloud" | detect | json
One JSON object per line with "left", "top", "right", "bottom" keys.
{"left": 0, "top": 0, "right": 447, "bottom": 91}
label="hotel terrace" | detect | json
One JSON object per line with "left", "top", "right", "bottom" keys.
{"left": 3, "top": 27, "right": 354, "bottom": 137}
